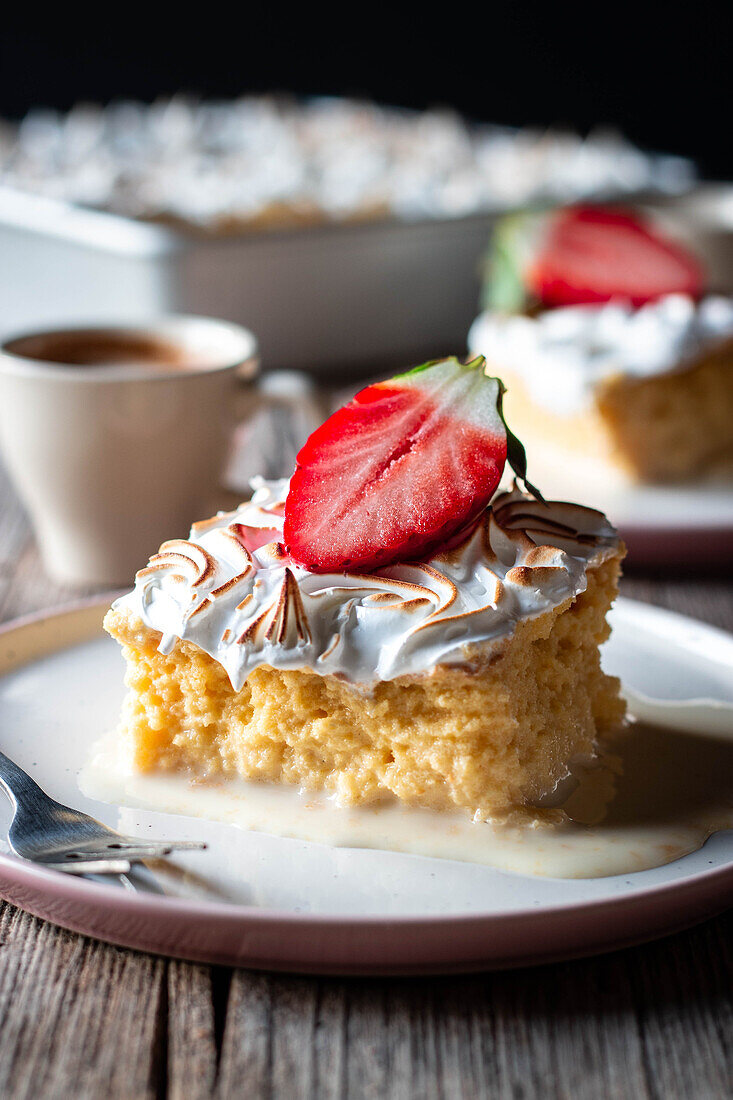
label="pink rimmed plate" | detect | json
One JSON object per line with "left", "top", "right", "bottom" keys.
{"left": 0, "top": 596, "right": 732, "bottom": 975}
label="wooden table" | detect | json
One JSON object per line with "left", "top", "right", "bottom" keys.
{"left": 1, "top": 395, "right": 732, "bottom": 1100}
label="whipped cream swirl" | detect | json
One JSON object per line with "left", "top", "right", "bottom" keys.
{"left": 468, "top": 294, "right": 733, "bottom": 415}
{"left": 113, "top": 478, "right": 620, "bottom": 688}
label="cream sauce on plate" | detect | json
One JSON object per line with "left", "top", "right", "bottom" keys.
{"left": 81, "top": 702, "right": 733, "bottom": 880}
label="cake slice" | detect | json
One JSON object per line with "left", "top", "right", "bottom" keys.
{"left": 105, "top": 357, "right": 625, "bottom": 822}
{"left": 470, "top": 206, "right": 733, "bottom": 483}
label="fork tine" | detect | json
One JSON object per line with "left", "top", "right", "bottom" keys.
{"left": 42, "top": 842, "right": 206, "bottom": 866}
{"left": 108, "top": 839, "right": 208, "bottom": 853}
{"left": 39, "top": 859, "right": 133, "bottom": 875}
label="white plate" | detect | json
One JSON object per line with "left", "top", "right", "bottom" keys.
{"left": 0, "top": 597, "right": 732, "bottom": 974}
{"left": 513, "top": 442, "right": 733, "bottom": 566}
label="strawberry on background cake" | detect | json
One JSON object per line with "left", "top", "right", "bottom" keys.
{"left": 104, "top": 356, "right": 625, "bottom": 826}
{"left": 468, "top": 205, "right": 733, "bottom": 483}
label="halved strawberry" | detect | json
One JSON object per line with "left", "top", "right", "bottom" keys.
{"left": 532, "top": 206, "right": 704, "bottom": 308}
{"left": 283, "top": 356, "right": 535, "bottom": 574}
{"left": 483, "top": 205, "right": 704, "bottom": 312}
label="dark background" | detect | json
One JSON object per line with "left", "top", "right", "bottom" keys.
{"left": 1, "top": 12, "right": 730, "bottom": 179}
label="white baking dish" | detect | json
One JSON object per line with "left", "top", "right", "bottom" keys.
{"left": 0, "top": 185, "right": 502, "bottom": 377}
{"left": 6, "top": 188, "right": 714, "bottom": 380}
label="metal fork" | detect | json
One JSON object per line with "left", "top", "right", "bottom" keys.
{"left": 0, "top": 749, "right": 205, "bottom": 875}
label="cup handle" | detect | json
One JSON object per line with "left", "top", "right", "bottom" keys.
{"left": 233, "top": 357, "right": 267, "bottom": 422}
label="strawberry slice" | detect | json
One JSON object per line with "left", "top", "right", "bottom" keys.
{"left": 528, "top": 205, "right": 704, "bottom": 309}
{"left": 283, "top": 356, "right": 533, "bottom": 574}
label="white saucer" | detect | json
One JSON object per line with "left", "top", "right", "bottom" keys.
{"left": 0, "top": 597, "right": 732, "bottom": 974}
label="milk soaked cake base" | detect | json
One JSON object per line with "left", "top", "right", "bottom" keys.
{"left": 496, "top": 342, "right": 733, "bottom": 483}
{"left": 104, "top": 551, "right": 624, "bottom": 822}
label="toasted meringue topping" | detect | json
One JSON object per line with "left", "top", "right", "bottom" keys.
{"left": 0, "top": 98, "right": 691, "bottom": 228}
{"left": 113, "top": 476, "right": 620, "bottom": 687}
{"left": 468, "top": 294, "right": 733, "bottom": 415}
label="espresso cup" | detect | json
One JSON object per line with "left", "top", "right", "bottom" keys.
{"left": 0, "top": 316, "right": 259, "bottom": 585}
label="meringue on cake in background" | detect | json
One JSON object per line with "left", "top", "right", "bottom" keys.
{"left": 103, "top": 356, "right": 626, "bottom": 843}
{"left": 468, "top": 205, "right": 733, "bottom": 484}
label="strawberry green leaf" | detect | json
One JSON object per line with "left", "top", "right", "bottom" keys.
{"left": 496, "top": 382, "right": 545, "bottom": 503}
{"left": 480, "top": 211, "right": 547, "bottom": 314}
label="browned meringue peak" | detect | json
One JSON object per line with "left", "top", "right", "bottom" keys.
{"left": 237, "top": 569, "right": 311, "bottom": 648}
{"left": 117, "top": 481, "right": 621, "bottom": 687}
{"left": 491, "top": 496, "right": 617, "bottom": 558}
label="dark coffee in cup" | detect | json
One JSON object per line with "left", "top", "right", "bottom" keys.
{"left": 4, "top": 329, "right": 192, "bottom": 370}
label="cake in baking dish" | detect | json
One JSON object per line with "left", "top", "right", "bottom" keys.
{"left": 105, "top": 356, "right": 625, "bottom": 822}
{"left": 469, "top": 205, "right": 733, "bottom": 483}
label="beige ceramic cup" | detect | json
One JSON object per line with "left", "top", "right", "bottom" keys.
{"left": 0, "top": 316, "right": 259, "bottom": 585}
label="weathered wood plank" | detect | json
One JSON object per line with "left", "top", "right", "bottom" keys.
{"left": 485, "top": 957, "right": 649, "bottom": 1100}
{"left": 0, "top": 539, "right": 103, "bottom": 622}
{"left": 0, "top": 906, "right": 165, "bottom": 1100}
{"left": 215, "top": 970, "right": 273, "bottom": 1097}
{"left": 622, "top": 575, "right": 733, "bottom": 633}
{"left": 218, "top": 949, "right": 726, "bottom": 1100}
{"left": 627, "top": 915, "right": 733, "bottom": 1100}
{"left": 167, "top": 960, "right": 219, "bottom": 1100}
{"left": 310, "top": 982, "right": 348, "bottom": 1099}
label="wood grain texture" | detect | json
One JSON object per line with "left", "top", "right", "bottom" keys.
{"left": 1, "top": 400, "right": 733, "bottom": 1098}
{"left": 167, "top": 961, "right": 219, "bottom": 1100}
{"left": 0, "top": 906, "right": 165, "bottom": 1099}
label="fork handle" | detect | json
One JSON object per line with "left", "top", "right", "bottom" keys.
{"left": 0, "top": 749, "right": 54, "bottom": 814}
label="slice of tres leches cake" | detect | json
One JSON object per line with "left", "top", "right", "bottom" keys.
{"left": 104, "top": 355, "right": 626, "bottom": 825}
